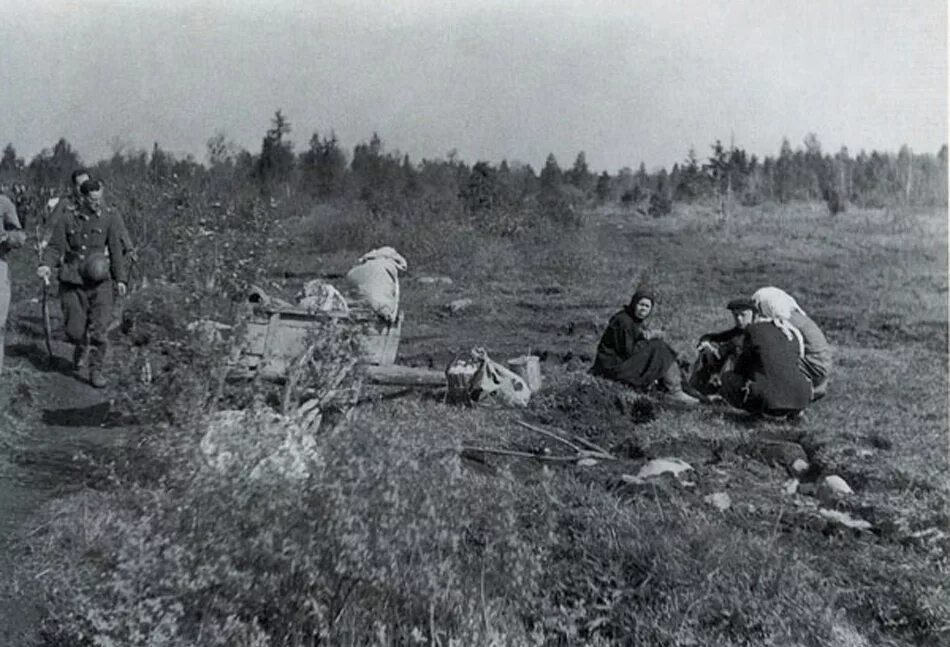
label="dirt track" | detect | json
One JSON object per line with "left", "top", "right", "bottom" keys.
{"left": 0, "top": 331, "right": 128, "bottom": 643}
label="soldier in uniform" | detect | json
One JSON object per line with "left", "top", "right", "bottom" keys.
{"left": 1, "top": 192, "right": 27, "bottom": 375}
{"left": 37, "top": 179, "right": 129, "bottom": 387}
{"left": 48, "top": 169, "right": 91, "bottom": 228}
{"left": 53, "top": 171, "right": 134, "bottom": 265}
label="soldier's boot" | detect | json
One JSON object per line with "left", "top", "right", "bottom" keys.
{"left": 88, "top": 344, "right": 109, "bottom": 389}
{"left": 72, "top": 343, "right": 91, "bottom": 373}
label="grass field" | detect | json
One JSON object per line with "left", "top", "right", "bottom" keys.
{"left": 6, "top": 200, "right": 948, "bottom": 646}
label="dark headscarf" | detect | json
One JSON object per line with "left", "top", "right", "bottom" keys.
{"left": 628, "top": 287, "right": 656, "bottom": 310}
{"left": 627, "top": 286, "right": 656, "bottom": 321}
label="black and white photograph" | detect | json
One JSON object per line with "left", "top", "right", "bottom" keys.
{"left": 0, "top": 1, "right": 947, "bottom": 644}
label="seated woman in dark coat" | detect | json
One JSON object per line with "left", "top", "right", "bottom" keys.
{"left": 718, "top": 301, "right": 812, "bottom": 418}
{"left": 591, "top": 288, "right": 698, "bottom": 406}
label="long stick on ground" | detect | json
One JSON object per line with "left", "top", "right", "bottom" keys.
{"left": 515, "top": 420, "right": 585, "bottom": 454}
{"left": 460, "top": 446, "right": 591, "bottom": 462}
{"left": 569, "top": 434, "right": 615, "bottom": 459}
{"left": 517, "top": 419, "right": 616, "bottom": 459}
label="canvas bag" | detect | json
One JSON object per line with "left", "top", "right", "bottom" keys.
{"left": 468, "top": 348, "right": 531, "bottom": 407}
{"left": 345, "top": 246, "right": 407, "bottom": 323}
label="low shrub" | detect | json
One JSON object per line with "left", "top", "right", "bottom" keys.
{"left": 20, "top": 399, "right": 553, "bottom": 646}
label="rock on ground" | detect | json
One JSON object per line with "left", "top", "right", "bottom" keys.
{"left": 704, "top": 492, "right": 732, "bottom": 511}
{"left": 447, "top": 298, "right": 474, "bottom": 314}
{"left": 417, "top": 276, "right": 454, "bottom": 285}
{"left": 790, "top": 458, "right": 810, "bottom": 476}
{"left": 819, "top": 508, "right": 872, "bottom": 530}
{"left": 748, "top": 439, "right": 808, "bottom": 468}
{"left": 818, "top": 474, "right": 854, "bottom": 501}
{"left": 623, "top": 457, "right": 693, "bottom": 484}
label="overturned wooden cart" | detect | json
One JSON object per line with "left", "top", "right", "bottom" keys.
{"left": 233, "top": 300, "right": 404, "bottom": 381}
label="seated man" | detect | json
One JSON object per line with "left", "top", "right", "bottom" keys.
{"left": 590, "top": 287, "right": 698, "bottom": 406}
{"left": 752, "top": 287, "right": 832, "bottom": 400}
{"left": 718, "top": 299, "right": 812, "bottom": 419}
{"left": 688, "top": 298, "right": 756, "bottom": 399}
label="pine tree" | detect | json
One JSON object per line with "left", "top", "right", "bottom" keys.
{"left": 256, "top": 110, "right": 295, "bottom": 191}
{"left": 595, "top": 171, "right": 611, "bottom": 203}
{"left": 568, "top": 151, "right": 591, "bottom": 193}
{"left": 0, "top": 144, "right": 23, "bottom": 183}
{"left": 539, "top": 153, "right": 562, "bottom": 194}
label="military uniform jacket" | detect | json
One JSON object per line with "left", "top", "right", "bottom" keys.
{"left": 49, "top": 194, "right": 80, "bottom": 221}
{"left": 43, "top": 205, "right": 128, "bottom": 286}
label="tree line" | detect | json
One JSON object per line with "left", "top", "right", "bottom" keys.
{"left": 1, "top": 110, "right": 946, "bottom": 223}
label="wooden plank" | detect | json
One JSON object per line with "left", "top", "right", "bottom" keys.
{"left": 365, "top": 364, "right": 445, "bottom": 387}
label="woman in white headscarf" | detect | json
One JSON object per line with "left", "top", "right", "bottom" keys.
{"left": 752, "top": 287, "right": 832, "bottom": 400}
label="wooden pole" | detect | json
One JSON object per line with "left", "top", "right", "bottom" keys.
{"left": 506, "top": 355, "right": 542, "bottom": 392}
{"left": 365, "top": 364, "right": 445, "bottom": 387}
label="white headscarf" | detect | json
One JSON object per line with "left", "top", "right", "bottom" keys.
{"left": 752, "top": 286, "right": 806, "bottom": 321}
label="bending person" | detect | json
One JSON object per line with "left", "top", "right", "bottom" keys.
{"left": 752, "top": 287, "right": 832, "bottom": 400}
{"left": 718, "top": 299, "right": 812, "bottom": 419}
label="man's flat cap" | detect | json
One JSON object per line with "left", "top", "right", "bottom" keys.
{"left": 79, "top": 179, "right": 102, "bottom": 195}
{"left": 726, "top": 297, "right": 757, "bottom": 312}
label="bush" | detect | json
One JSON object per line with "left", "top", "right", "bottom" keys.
{"left": 20, "top": 399, "right": 552, "bottom": 646}
{"left": 648, "top": 191, "right": 673, "bottom": 218}
{"left": 824, "top": 186, "right": 848, "bottom": 215}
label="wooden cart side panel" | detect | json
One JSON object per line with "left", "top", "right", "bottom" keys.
{"left": 236, "top": 307, "right": 402, "bottom": 379}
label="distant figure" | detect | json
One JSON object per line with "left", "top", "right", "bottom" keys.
{"left": 0, "top": 193, "right": 27, "bottom": 375}
{"left": 688, "top": 297, "right": 757, "bottom": 399}
{"left": 591, "top": 286, "right": 699, "bottom": 406}
{"left": 37, "top": 179, "right": 130, "bottom": 388}
{"left": 752, "top": 286, "right": 832, "bottom": 400}
{"left": 718, "top": 298, "right": 812, "bottom": 419}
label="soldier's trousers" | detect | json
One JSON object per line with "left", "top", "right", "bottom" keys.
{"left": 61, "top": 280, "right": 113, "bottom": 358}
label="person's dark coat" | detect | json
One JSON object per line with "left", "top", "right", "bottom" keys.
{"left": 721, "top": 321, "right": 811, "bottom": 414}
{"left": 688, "top": 326, "right": 744, "bottom": 396}
{"left": 590, "top": 306, "right": 677, "bottom": 388}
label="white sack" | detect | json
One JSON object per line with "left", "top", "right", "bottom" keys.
{"left": 468, "top": 349, "right": 530, "bottom": 407}
{"left": 345, "top": 246, "right": 407, "bottom": 323}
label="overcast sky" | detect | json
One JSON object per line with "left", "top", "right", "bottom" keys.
{"left": 1, "top": 0, "right": 945, "bottom": 172}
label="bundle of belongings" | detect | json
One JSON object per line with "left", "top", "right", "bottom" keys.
{"left": 244, "top": 244, "right": 407, "bottom": 322}
{"left": 447, "top": 348, "right": 531, "bottom": 408}
{"left": 345, "top": 246, "right": 407, "bottom": 324}
{"left": 297, "top": 279, "right": 349, "bottom": 315}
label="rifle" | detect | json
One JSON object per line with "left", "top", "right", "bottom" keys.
{"left": 41, "top": 274, "right": 53, "bottom": 363}
{"left": 34, "top": 223, "right": 54, "bottom": 364}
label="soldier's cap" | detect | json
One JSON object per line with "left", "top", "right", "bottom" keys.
{"left": 79, "top": 179, "right": 102, "bottom": 195}
{"left": 726, "top": 297, "right": 757, "bottom": 313}
{"left": 70, "top": 169, "right": 91, "bottom": 184}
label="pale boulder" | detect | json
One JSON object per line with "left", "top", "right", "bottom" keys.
{"left": 622, "top": 457, "right": 694, "bottom": 484}
{"left": 818, "top": 475, "right": 854, "bottom": 503}
{"left": 704, "top": 492, "right": 732, "bottom": 511}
